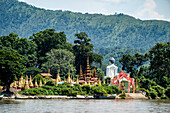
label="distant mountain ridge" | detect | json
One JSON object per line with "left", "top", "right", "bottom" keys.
{"left": 0, "top": 0, "right": 170, "bottom": 50}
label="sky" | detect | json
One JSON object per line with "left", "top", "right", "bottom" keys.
{"left": 18, "top": 0, "right": 170, "bottom": 21}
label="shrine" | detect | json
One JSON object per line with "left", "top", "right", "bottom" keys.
{"left": 105, "top": 57, "right": 135, "bottom": 93}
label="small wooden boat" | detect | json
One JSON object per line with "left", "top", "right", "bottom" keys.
{"left": 71, "top": 95, "right": 93, "bottom": 99}
{"left": 0, "top": 94, "right": 4, "bottom": 100}
{"left": 94, "top": 92, "right": 116, "bottom": 99}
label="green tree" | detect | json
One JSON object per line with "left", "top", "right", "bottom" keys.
{"left": 0, "top": 50, "right": 25, "bottom": 91}
{"left": 30, "top": 29, "right": 71, "bottom": 67}
{"left": 73, "top": 32, "right": 103, "bottom": 73}
{"left": 149, "top": 42, "right": 170, "bottom": 84}
{"left": 41, "top": 49, "right": 76, "bottom": 77}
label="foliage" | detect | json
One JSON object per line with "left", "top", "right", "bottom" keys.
{"left": 46, "top": 80, "right": 55, "bottom": 86}
{"left": 41, "top": 49, "right": 76, "bottom": 77}
{"left": 29, "top": 29, "right": 71, "bottom": 67}
{"left": 0, "top": 50, "right": 25, "bottom": 91}
{"left": 19, "top": 84, "right": 122, "bottom": 96}
{"left": 165, "top": 87, "right": 170, "bottom": 98}
{"left": 32, "top": 74, "right": 44, "bottom": 84}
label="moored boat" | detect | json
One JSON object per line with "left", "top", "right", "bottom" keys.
{"left": 0, "top": 94, "right": 4, "bottom": 100}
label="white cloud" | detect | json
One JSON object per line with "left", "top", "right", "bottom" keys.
{"left": 18, "top": 0, "right": 26, "bottom": 2}
{"left": 101, "top": 0, "right": 127, "bottom": 3}
{"left": 136, "top": 0, "right": 165, "bottom": 20}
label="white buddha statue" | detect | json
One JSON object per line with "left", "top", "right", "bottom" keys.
{"left": 106, "top": 57, "right": 118, "bottom": 79}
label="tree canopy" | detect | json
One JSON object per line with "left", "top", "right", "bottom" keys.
{"left": 0, "top": 50, "right": 25, "bottom": 91}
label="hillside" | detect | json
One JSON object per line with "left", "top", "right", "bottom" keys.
{"left": 0, "top": 0, "right": 170, "bottom": 50}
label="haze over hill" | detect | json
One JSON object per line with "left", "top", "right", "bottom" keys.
{"left": 0, "top": 0, "right": 170, "bottom": 68}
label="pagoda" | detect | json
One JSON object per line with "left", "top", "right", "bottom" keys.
{"left": 78, "top": 56, "right": 98, "bottom": 85}
{"left": 84, "top": 56, "right": 93, "bottom": 80}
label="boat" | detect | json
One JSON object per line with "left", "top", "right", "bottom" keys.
{"left": 71, "top": 95, "right": 93, "bottom": 99}
{"left": 0, "top": 94, "right": 4, "bottom": 100}
{"left": 94, "top": 92, "right": 116, "bottom": 99}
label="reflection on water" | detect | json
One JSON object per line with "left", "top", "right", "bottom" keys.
{"left": 0, "top": 99, "right": 170, "bottom": 113}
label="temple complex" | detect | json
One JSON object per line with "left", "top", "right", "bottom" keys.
{"left": 9, "top": 56, "right": 135, "bottom": 93}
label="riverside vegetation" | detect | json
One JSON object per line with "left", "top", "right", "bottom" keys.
{"left": 0, "top": 29, "right": 169, "bottom": 99}
{"left": 19, "top": 81, "right": 122, "bottom": 96}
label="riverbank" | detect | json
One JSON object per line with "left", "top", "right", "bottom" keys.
{"left": 1, "top": 93, "right": 148, "bottom": 100}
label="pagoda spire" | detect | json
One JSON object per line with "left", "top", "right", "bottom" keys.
{"left": 29, "top": 75, "right": 34, "bottom": 88}
{"left": 34, "top": 77, "right": 38, "bottom": 87}
{"left": 18, "top": 78, "right": 22, "bottom": 89}
{"left": 84, "top": 78, "right": 87, "bottom": 85}
{"left": 64, "top": 76, "right": 66, "bottom": 82}
{"left": 79, "top": 65, "right": 84, "bottom": 80}
{"left": 39, "top": 77, "right": 42, "bottom": 87}
{"left": 84, "top": 56, "right": 93, "bottom": 79}
{"left": 76, "top": 75, "right": 79, "bottom": 84}
{"left": 44, "top": 77, "right": 46, "bottom": 85}
{"left": 13, "top": 81, "right": 17, "bottom": 89}
{"left": 56, "top": 75, "right": 58, "bottom": 86}
{"left": 93, "top": 66, "right": 97, "bottom": 78}
{"left": 24, "top": 75, "right": 30, "bottom": 89}
{"left": 57, "top": 66, "right": 61, "bottom": 82}
{"left": 67, "top": 69, "right": 71, "bottom": 83}
{"left": 103, "top": 78, "right": 105, "bottom": 84}
{"left": 98, "top": 77, "right": 101, "bottom": 85}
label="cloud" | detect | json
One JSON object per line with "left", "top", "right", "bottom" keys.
{"left": 101, "top": 0, "right": 127, "bottom": 3}
{"left": 136, "top": 0, "right": 165, "bottom": 20}
{"left": 18, "top": 0, "right": 26, "bottom": 2}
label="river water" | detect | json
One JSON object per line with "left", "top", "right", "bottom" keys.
{"left": 0, "top": 99, "right": 170, "bottom": 113}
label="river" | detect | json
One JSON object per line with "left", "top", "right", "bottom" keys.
{"left": 0, "top": 99, "right": 170, "bottom": 113}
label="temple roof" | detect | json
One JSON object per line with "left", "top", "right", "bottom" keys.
{"left": 40, "top": 73, "right": 52, "bottom": 77}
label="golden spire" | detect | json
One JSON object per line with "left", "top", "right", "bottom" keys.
{"left": 93, "top": 66, "right": 97, "bottom": 78}
{"left": 79, "top": 65, "right": 84, "bottom": 80}
{"left": 103, "top": 78, "right": 105, "bottom": 84}
{"left": 67, "top": 69, "right": 71, "bottom": 83}
{"left": 24, "top": 75, "right": 30, "bottom": 89}
{"left": 44, "top": 77, "right": 46, "bottom": 85}
{"left": 34, "top": 77, "right": 38, "bottom": 87}
{"left": 98, "top": 77, "right": 101, "bottom": 85}
{"left": 18, "top": 78, "right": 22, "bottom": 89}
{"left": 76, "top": 75, "right": 79, "bottom": 84}
{"left": 88, "top": 80, "right": 90, "bottom": 85}
{"left": 39, "top": 77, "right": 42, "bottom": 87}
{"left": 29, "top": 75, "right": 34, "bottom": 88}
{"left": 84, "top": 78, "right": 87, "bottom": 85}
{"left": 13, "top": 81, "right": 17, "bottom": 89}
{"left": 48, "top": 69, "right": 50, "bottom": 73}
{"left": 56, "top": 73, "right": 59, "bottom": 86}
{"left": 64, "top": 76, "right": 66, "bottom": 82}
{"left": 57, "top": 66, "right": 61, "bottom": 82}
{"left": 84, "top": 56, "right": 93, "bottom": 79}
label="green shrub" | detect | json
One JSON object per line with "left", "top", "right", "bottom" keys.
{"left": 119, "top": 92, "right": 126, "bottom": 99}
{"left": 165, "top": 87, "right": 170, "bottom": 98}
{"left": 152, "top": 85, "right": 165, "bottom": 97}
{"left": 46, "top": 80, "right": 55, "bottom": 86}
{"left": 149, "top": 88, "right": 158, "bottom": 99}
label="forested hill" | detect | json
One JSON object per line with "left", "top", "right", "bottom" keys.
{"left": 1, "top": 0, "right": 170, "bottom": 50}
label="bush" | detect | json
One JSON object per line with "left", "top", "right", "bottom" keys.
{"left": 149, "top": 88, "right": 158, "bottom": 99}
{"left": 46, "top": 80, "right": 55, "bottom": 86}
{"left": 152, "top": 85, "right": 165, "bottom": 97}
{"left": 165, "top": 87, "right": 170, "bottom": 98}
{"left": 119, "top": 92, "right": 126, "bottom": 99}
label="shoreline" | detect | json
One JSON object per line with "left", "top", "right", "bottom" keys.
{"left": 1, "top": 94, "right": 148, "bottom": 100}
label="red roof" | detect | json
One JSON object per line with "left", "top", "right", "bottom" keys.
{"left": 40, "top": 73, "right": 52, "bottom": 77}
